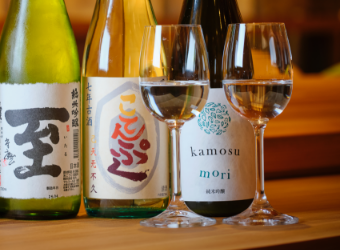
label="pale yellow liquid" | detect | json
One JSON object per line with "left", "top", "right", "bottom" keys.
{"left": 224, "top": 80, "right": 293, "bottom": 123}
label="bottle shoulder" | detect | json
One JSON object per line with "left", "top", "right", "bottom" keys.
{"left": 0, "top": 0, "right": 80, "bottom": 83}
{"left": 82, "top": 0, "right": 157, "bottom": 78}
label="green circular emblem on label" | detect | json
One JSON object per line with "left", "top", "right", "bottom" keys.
{"left": 197, "top": 102, "right": 231, "bottom": 135}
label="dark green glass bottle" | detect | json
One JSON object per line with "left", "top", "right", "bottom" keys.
{"left": 179, "top": 0, "right": 255, "bottom": 217}
{"left": 0, "top": 0, "right": 81, "bottom": 219}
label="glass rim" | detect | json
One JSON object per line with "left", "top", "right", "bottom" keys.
{"left": 144, "top": 24, "right": 202, "bottom": 28}
{"left": 228, "top": 22, "right": 286, "bottom": 26}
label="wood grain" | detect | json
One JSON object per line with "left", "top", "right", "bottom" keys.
{"left": 1, "top": 175, "right": 340, "bottom": 250}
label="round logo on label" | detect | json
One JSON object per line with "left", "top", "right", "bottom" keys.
{"left": 197, "top": 102, "right": 231, "bottom": 135}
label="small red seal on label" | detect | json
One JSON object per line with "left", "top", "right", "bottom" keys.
{"left": 67, "top": 125, "right": 70, "bottom": 132}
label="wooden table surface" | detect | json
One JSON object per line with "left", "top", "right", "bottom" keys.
{"left": 1, "top": 174, "right": 340, "bottom": 250}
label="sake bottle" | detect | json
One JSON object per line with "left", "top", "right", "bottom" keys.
{"left": 179, "top": 0, "right": 256, "bottom": 217}
{"left": 0, "top": 0, "right": 81, "bottom": 219}
{"left": 82, "top": 0, "right": 169, "bottom": 218}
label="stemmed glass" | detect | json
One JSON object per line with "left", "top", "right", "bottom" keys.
{"left": 139, "top": 25, "right": 216, "bottom": 228}
{"left": 222, "top": 23, "right": 299, "bottom": 226}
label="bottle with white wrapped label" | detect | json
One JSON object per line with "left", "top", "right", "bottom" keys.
{"left": 0, "top": 0, "right": 81, "bottom": 219}
{"left": 179, "top": 0, "right": 256, "bottom": 217}
{"left": 82, "top": 0, "right": 169, "bottom": 218}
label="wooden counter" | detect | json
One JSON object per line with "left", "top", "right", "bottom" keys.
{"left": 1, "top": 174, "right": 340, "bottom": 250}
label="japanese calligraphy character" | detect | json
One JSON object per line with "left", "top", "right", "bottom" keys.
{"left": 111, "top": 123, "right": 145, "bottom": 142}
{"left": 91, "top": 184, "right": 97, "bottom": 193}
{"left": 72, "top": 108, "right": 79, "bottom": 118}
{"left": 119, "top": 148, "right": 133, "bottom": 166}
{"left": 87, "top": 94, "right": 92, "bottom": 103}
{"left": 91, "top": 173, "right": 96, "bottom": 180}
{"left": 86, "top": 82, "right": 92, "bottom": 91}
{"left": 91, "top": 160, "right": 96, "bottom": 168}
{"left": 5, "top": 138, "right": 9, "bottom": 148}
{"left": 132, "top": 139, "right": 150, "bottom": 164}
{"left": 86, "top": 117, "right": 92, "bottom": 126}
{"left": 5, "top": 108, "right": 69, "bottom": 179}
{"left": 4, "top": 150, "right": 16, "bottom": 165}
{"left": 72, "top": 88, "right": 79, "bottom": 99}
{"left": 107, "top": 157, "right": 149, "bottom": 182}
{"left": 91, "top": 148, "right": 96, "bottom": 156}
{"left": 72, "top": 100, "right": 78, "bottom": 109}
{"left": 91, "top": 135, "right": 96, "bottom": 144}
{"left": 72, "top": 118, "right": 79, "bottom": 127}
{"left": 118, "top": 139, "right": 134, "bottom": 149}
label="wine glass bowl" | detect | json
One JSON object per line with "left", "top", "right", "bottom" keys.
{"left": 222, "top": 23, "right": 298, "bottom": 226}
{"left": 139, "top": 25, "right": 215, "bottom": 228}
{"left": 224, "top": 80, "right": 293, "bottom": 124}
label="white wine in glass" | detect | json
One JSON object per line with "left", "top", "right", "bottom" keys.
{"left": 140, "top": 81, "right": 209, "bottom": 121}
{"left": 225, "top": 80, "right": 293, "bottom": 122}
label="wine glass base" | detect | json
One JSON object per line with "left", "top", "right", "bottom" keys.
{"left": 223, "top": 205, "right": 298, "bottom": 226}
{"left": 140, "top": 209, "right": 216, "bottom": 228}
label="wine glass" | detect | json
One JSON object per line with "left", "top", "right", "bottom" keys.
{"left": 139, "top": 25, "right": 216, "bottom": 228}
{"left": 222, "top": 23, "right": 298, "bottom": 226}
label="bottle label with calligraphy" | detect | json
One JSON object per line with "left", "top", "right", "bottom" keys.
{"left": 181, "top": 88, "right": 256, "bottom": 202}
{"left": 83, "top": 77, "right": 169, "bottom": 199}
{"left": 0, "top": 82, "right": 80, "bottom": 199}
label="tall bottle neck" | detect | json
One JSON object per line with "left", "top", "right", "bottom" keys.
{"left": 98, "top": 0, "right": 156, "bottom": 21}
{"left": 85, "top": 0, "right": 157, "bottom": 77}
{"left": 179, "top": 0, "right": 242, "bottom": 88}
{"left": 180, "top": 0, "right": 242, "bottom": 24}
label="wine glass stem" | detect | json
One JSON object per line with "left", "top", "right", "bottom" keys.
{"left": 167, "top": 120, "right": 185, "bottom": 209}
{"left": 253, "top": 124, "right": 269, "bottom": 206}
{"left": 171, "top": 126, "right": 181, "bottom": 196}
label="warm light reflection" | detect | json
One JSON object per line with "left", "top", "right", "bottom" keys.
{"left": 186, "top": 31, "right": 196, "bottom": 72}
{"left": 235, "top": 25, "right": 245, "bottom": 67}
{"left": 152, "top": 26, "right": 162, "bottom": 68}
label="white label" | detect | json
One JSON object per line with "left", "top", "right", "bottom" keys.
{"left": 83, "top": 77, "right": 169, "bottom": 199}
{"left": 0, "top": 100, "right": 2, "bottom": 186}
{"left": 181, "top": 88, "right": 256, "bottom": 202}
{"left": 0, "top": 82, "right": 80, "bottom": 199}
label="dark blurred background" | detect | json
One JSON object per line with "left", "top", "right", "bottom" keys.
{"left": 1, "top": 0, "right": 340, "bottom": 74}
{"left": 1, "top": 0, "right": 340, "bottom": 179}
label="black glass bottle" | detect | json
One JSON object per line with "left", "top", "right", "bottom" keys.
{"left": 179, "top": 0, "right": 254, "bottom": 217}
